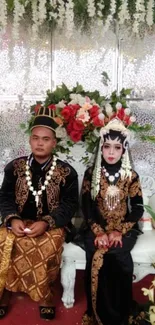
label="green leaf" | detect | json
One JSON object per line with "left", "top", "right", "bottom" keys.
{"left": 72, "top": 83, "right": 84, "bottom": 93}
{"left": 120, "top": 88, "right": 132, "bottom": 96}
{"left": 79, "top": 156, "right": 90, "bottom": 165}
{"left": 144, "top": 205, "right": 155, "bottom": 220}
{"left": 20, "top": 123, "right": 26, "bottom": 129}
{"left": 128, "top": 123, "right": 151, "bottom": 132}
{"left": 53, "top": 145, "right": 70, "bottom": 154}
{"left": 7, "top": 0, "right": 14, "bottom": 10}
{"left": 86, "top": 141, "right": 97, "bottom": 153}
{"left": 141, "top": 135, "right": 155, "bottom": 143}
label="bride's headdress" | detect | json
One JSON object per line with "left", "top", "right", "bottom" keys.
{"left": 91, "top": 117, "right": 132, "bottom": 201}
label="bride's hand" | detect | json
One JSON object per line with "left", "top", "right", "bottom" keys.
{"left": 94, "top": 233, "right": 109, "bottom": 249}
{"left": 108, "top": 231, "right": 122, "bottom": 248}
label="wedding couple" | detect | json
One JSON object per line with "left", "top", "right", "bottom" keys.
{"left": 0, "top": 106, "right": 144, "bottom": 325}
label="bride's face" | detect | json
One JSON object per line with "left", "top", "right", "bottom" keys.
{"left": 102, "top": 137, "right": 123, "bottom": 164}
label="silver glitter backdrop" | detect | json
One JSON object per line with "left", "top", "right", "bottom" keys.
{"left": 0, "top": 27, "right": 154, "bottom": 194}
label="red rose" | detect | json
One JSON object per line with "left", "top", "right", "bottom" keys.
{"left": 61, "top": 106, "right": 73, "bottom": 121}
{"left": 116, "top": 108, "right": 125, "bottom": 120}
{"left": 48, "top": 104, "right": 56, "bottom": 110}
{"left": 73, "top": 119, "right": 85, "bottom": 131}
{"left": 71, "top": 104, "right": 80, "bottom": 116}
{"left": 124, "top": 115, "right": 131, "bottom": 125}
{"left": 70, "top": 130, "right": 82, "bottom": 142}
{"left": 89, "top": 105, "right": 99, "bottom": 118}
{"left": 92, "top": 116, "right": 104, "bottom": 127}
{"left": 66, "top": 120, "right": 74, "bottom": 134}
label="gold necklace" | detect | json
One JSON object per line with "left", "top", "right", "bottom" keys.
{"left": 102, "top": 166, "right": 120, "bottom": 211}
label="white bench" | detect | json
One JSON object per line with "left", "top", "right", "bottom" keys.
{"left": 60, "top": 230, "right": 155, "bottom": 309}
{"left": 60, "top": 189, "right": 155, "bottom": 309}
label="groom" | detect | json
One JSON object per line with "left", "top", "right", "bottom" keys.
{"left": 0, "top": 106, "right": 79, "bottom": 320}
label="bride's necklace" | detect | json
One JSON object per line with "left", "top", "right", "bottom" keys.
{"left": 102, "top": 166, "right": 121, "bottom": 211}
{"left": 25, "top": 155, "right": 57, "bottom": 207}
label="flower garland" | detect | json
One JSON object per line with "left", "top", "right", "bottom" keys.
{"left": 133, "top": 206, "right": 155, "bottom": 325}
{"left": 25, "top": 155, "right": 57, "bottom": 207}
{"left": 3, "top": 0, "right": 155, "bottom": 40}
{"left": 21, "top": 83, "right": 154, "bottom": 157}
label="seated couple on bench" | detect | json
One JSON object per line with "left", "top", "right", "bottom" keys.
{"left": 0, "top": 107, "right": 144, "bottom": 325}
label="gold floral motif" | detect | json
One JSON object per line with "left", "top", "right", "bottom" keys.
{"left": 82, "top": 179, "right": 91, "bottom": 194}
{"left": 91, "top": 248, "right": 108, "bottom": 325}
{"left": 41, "top": 215, "right": 56, "bottom": 229}
{"left": 46, "top": 163, "right": 70, "bottom": 212}
{"left": 14, "top": 158, "right": 30, "bottom": 213}
{"left": 0, "top": 228, "right": 15, "bottom": 299}
{"left": 82, "top": 167, "right": 93, "bottom": 194}
{"left": 13, "top": 158, "right": 71, "bottom": 216}
{"left": 91, "top": 223, "right": 104, "bottom": 236}
{"left": 81, "top": 313, "right": 97, "bottom": 325}
{"left": 97, "top": 170, "right": 143, "bottom": 235}
{"left": 129, "top": 172, "right": 142, "bottom": 197}
{"left": 4, "top": 214, "right": 21, "bottom": 226}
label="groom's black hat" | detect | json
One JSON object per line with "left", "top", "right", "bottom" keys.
{"left": 31, "top": 106, "right": 59, "bottom": 132}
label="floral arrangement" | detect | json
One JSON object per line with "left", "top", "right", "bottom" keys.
{"left": 141, "top": 272, "right": 155, "bottom": 325}
{"left": 21, "top": 82, "right": 153, "bottom": 157}
{"left": 138, "top": 205, "right": 155, "bottom": 325}
{"left": 3, "top": 0, "right": 155, "bottom": 40}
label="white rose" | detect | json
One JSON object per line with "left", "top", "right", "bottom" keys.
{"left": 55, "top": 126, "right": 67, "bottom": 139}
{"left": 56, "top": 100, "right": 65, "bottom": 108}
{"left": 78, "top": 97, "right": 86, "bottom": 106}
{"left": 129, "top": 116, "right": 136, "bottom": 123}
{"left": 68, "top": 99, "right": 77, "bottom": 105}
{"left": 105, "top": 103, "right": 113, "bottom": 116}
{"left": 98, "top": 113, "right": 105, "bottom": 120}
{"left": 116, "top": 102, "right": 122, "bottom": 110}
{"left": 70, "top": 93, "right": 77, "bottom": 100}
{"left": 69, "top": 93, "right": 85, "bottom": 106}
{"left": 124, "top": 108, "right": 131, "bottom": 115}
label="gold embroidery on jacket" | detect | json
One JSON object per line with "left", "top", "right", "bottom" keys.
{"left": 90, "top": 223, "right": 104, "bottom": 236}
{"left": 82, "top": 167, "right": 93, "bottom": 194}
{"left": 41, "top": 215, "right": 56, "bottom": 229}
{"left": 46, "top": 163, "right": 70, "bottom": 212}
{"left": 96, "top": 171, "right": 142, "bottom": 234}
{"left": 82, "top": 179, "right": 91, "bottom": 194}
{"left": 91, "top": 248, "right": 108, "bottom": 325}
{"left": 13, "top": 158, "right": 70, "bottom": 215}
{"left": 14, "top": 158, "right": 29, "bottom": 213}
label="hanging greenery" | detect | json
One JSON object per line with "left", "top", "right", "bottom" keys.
{"left": 1, "top": 0, "right": 155, "bottom": 40}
